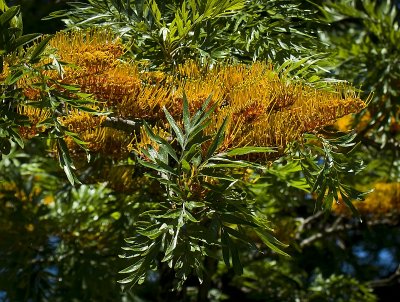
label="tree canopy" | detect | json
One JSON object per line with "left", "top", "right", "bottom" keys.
{"left": 1, "top": 0, "right": 399, "bottom": 301}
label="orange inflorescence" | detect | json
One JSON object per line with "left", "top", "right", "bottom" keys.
{"left": 390, "top": 116, "right": 400, "bottom": 134}
{"left": 58, "top": 108, "right": 107, "bottom": 154}
{"left": 104, "top": 165, "right": 150, "bottom": 192}
{"left": 17, "top": 105, "right": 51, "bottom": 139}
{"left": 189, "top": 64, "right": 365, "bottom": 152}
{"left": 49, "top": 30, "right": 124, "bottom": 74}
{"left": 335, "top": 114, "right": 354, "bottom": 132}
{"left": 0, "top": 181, "right": 52, "bottom": 206}
{"left": 0, "top": 63, "right": 9, "bottom": 82}
{"left": 16, "top": 30, "right": 366, "bottom": 160}
{"left": 333, "top": 182, "right": 400, "bottom": 218}
{"left": 101, "top": 128, "right": 132, "bottom": 158}
{"left": 334, "top": 110, "right": 372, "bottom": 133}
{"left": 130, "top": 125, "right": 171, "bottom": 156}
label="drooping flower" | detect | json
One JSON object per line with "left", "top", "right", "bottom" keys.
{"left": 16, "top": 30, "right": 367, "bottom": 161}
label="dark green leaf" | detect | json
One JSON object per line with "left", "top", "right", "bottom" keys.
{"left": 182, "top": 91, "right": 191, "bottom": 132}
{"left": 0, "top": 5, "right": 20, "bottom": 26}
{"left": 29, "top": 35, "right": 53, "bottom": 63}
{"left": 163, "top": 106, "right": 185, "bottom": 149}
{"left": 255, "top": 229, "right": 289, "bottom": 257}
{"left": 205, "top": 117, "right": 228, "bottom": 159}
{"left": 221, "top": 213, "right": 258, "bottom": 227}
{"left": 11, "top": 33, "right": 40, "bottom": 49}
{"left": 228, "top": 236, "right": 243, "bottom": 274}
{"left": 226, "top": 146, "right": 276, "bottom": 156}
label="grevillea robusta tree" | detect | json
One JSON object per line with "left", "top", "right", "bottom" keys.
{"left": 2, "top": 1, "right": 398, "bottom": 301}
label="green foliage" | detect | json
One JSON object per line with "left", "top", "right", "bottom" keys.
{"left": 230, "top": 261, "right": 377, "bottom": 302}
{"left": 49, "top": 0, "right": 245, "bottom": 68}
{"left": 309, "top": 273, "right": 377, "bottom": 302}
{"left": 48, "top": 0, "right": 329, "bottom": 69}
{"left": 120, "top": 93, "right": 286, "bottom": 288}
{"left": 0, "top": 4, "right": 41, "bottom": 155}
{"left": 0, "top": 146, "right": 139, "bottom": 301}
{"left": 292, "top": 132, "right": 368, "bottom": 216}
{"left": 321, "top": 0, "right": 400, "bottom": 143}
{"left": 0, "top": 5, "right": 106, "bottom": 184}
{"left": 1, "top": 1, "right": 395, "bottom": 301}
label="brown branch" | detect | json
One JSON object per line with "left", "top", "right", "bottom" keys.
{"left": 368, "top": 265, "right": 400, "bottom": 288}
{"left": 299, "top": 221, "right": 352, "bottom": 248}
{"left": 299, "top": 217, "right": 399, "bottom": 248}
{"left": 295, "top": 211, "right": 325, "bottom": 240}
{"left": 102, "top": 116, "right": 143, "bottom": 132}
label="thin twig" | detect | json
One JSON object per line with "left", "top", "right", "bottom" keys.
{"left": 299, "top": 217, "right": 399, "bottom": 248}
{"left": 295, "top": 211, "right": 324, "bottom": 240}
{"left": 368, "top": 265, "right": 400, "bottom": 288}
{"left": 102, "top": 116, "right": 143, "bottom": 132}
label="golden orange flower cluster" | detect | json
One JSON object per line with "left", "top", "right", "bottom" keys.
{"left": 333, "top": 182, "right": 400, "bottom": 218}
{"left": 335, "top": 111, "right": 372, "bottom": 133}
{"left": 335, "top": 109, "right": 400, "bottom": 135}
{"left": 17, "top": 106, "right": 51, "bottom": 138}
{"left": 102, "top": 165, "right": 153, "bottom": 193}
{"left": 5, "top": 30, "right": 366, "bottom": 160}
{"left": 0, "top": 179, "right": 53, "bottom": 206}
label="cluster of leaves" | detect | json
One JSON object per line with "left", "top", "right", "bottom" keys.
{"left": 321, "top": 0, "right": 400, "bottom": 143}
{"left": 318, "top": 0, "right": 400, "bottom": 221}
{"left": 1, "top": 1, "right": 395, "bottom": 301}
{"left": 120, "top": 94, "right": 287, "bottom": 289}
{"left": 48, "top": 0, "right": 329, "bottom": 69}
{"left": 292, "top": 132, "right": 368, "bottom": 217}
{"left": 0, "top": 144, "right": 141, "bottom": 301}
{"left": 49, "top": 0, "right": 245, "bottom": 68}
{"left": 230, "top": 261, "right": 377, "bottom": 302}
{"left": 1, "top": 5, "right": 107, "bottom": 184}
{"left": 1, "top": 3, "right": 39, "bottom": 153}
